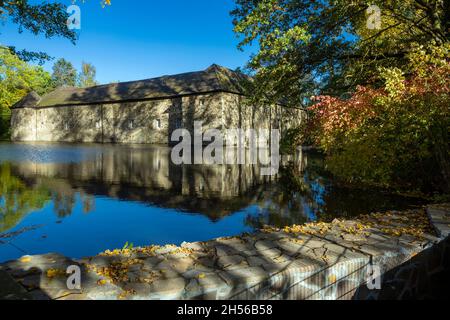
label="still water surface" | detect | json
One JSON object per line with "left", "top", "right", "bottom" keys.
{"left": 0, "top": 142, "right": 423, "bottom": 262}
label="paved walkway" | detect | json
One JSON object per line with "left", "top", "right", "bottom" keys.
{"left": 0, "top": 204, "right": 449, "bottom": 300}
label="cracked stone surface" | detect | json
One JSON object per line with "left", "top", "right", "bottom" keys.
{"left": 427, "top": 203, "right": 450, "bottom": 238}
{"left": 1, "top": 205, "right": 448, "bottom": 300}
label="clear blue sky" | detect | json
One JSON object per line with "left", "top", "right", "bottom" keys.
{"left": 0, "top": 0, "right": 253, "bottom": 84}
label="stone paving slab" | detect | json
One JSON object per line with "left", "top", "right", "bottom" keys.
{"left": 1, "top": 205, "right": 447, "bottom": 300}
{"left": 427, "top": 203, "right": 450, "bottom": 238}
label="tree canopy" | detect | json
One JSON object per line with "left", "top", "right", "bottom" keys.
{"left": 308, "top": 48, "right": 449, "bottom": 192}
{"left": 233, "top": 0, "right": 449, "bottom": 194}
{"left": 232, "top": 0, "right": 449, "bottom": 106}
{"left": 78, "top": 61, "right": 98, "bottom": 87}
{"left": 0, "top": 0, "right": 76, "bottom": 63}
{"left": 0, "top": 46, "right": 53, "bottom": 112}
{"left": 1, "top": 0, "right": 110, "bottom": 63}
{"left": 51, "top": 58, "right": 78, "bottom": 88}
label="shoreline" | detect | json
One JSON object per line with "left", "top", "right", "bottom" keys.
{"left": 1, "top": 204, "right": 449, "bottom": 300}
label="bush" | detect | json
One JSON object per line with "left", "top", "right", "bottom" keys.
{"left": 307, "top": 58, "right": 449, "bottom": 194}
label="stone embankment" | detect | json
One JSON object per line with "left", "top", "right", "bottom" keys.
{"left": 1, "top": 204, "right": 449, "bottom": 300}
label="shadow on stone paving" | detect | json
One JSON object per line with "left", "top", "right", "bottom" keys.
{"left": 1, "top": 216, "right": 447, "bottom": 300}
{"left": 0, "top": 231, "right": 366, "bottom": 300}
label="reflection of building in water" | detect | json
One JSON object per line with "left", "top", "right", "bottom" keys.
{"left": 10, "top": 145, "right": 306, "bottom": 220}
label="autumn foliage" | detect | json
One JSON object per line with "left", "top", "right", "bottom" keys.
{"left": 307, "top": 54, "right": 450, "bottom": 193}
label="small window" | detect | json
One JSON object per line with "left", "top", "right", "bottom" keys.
{"left": 128, "top": 120, "right": 134, "bottom": 129}
{"left": 199, "top": 99, "right": 205, "bottom": 107}
{"left": 153, "top": 119, "right": 161, "bottom": 130}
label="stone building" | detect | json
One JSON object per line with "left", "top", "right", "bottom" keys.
{"left": 10, "top": 64, "right": 304, "bottom": 144}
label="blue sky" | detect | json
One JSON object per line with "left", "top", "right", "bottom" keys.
{"left": 0, "top": 0, "right": 253, "bottom": 84}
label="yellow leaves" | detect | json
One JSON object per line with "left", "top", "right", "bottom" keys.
{"left": 46, "top": 268, "right": 66, "bottom": 279}
{"left": 290, "top": 238, "right": 304, "bottom": 244}
{"left": 357, "top": 209, "right": 432, "bottom": 239}
{"left": 407, "top": 43, "right": 450, "bottom": 77}
{"left": 273, "top": 208, "right": 432, "bottom": 241}
{"left": 100, "top": 0, "right": 112, "bottom": 9}
{"left": 174, "top": 247, "right": 195, "bottom": 255}
{"left": 94, "top": 243, "right": 200, "bottom": 286}
{"left": 381, "top": 228, "right": 401, "bottom": 237}
{"left": 197, "top": 273, "right": 206, "bottom": 279}
{"left": 282, "top": 222, "right": 332, "bottom": 236}
{"left": 135, "top": 245, "right": 160, "bottom": 257}
{"left": 100, "top": 249, "right": 121, "bottom": 256}
{"left": 19, "top": 256, "right": 31, "bottom": 263}
{"left": 118, "top": 289, "right": 136, "bottom": 300}
{"left": 328, "top": 274, "right": 337, "bottom": 283}
{"left": 379, "top": 67, "right": 405, "bottom": 98}
{"left": 72, "top": 0, "right": 112, "bottom": 9}
{"left": 92, "top": 260, "right": 137, "bottom": 284}
{"left": 97, "top": 279, "right": 107, "bottom": 286}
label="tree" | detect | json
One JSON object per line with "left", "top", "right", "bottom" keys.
{"left": 307, "top": 45, "right": 449, "bottom": 193}
{"left": 0, "top": 0, "right": 76, "bottom": 63}
{"left": 51, "top": 58, "right": 78, "bottom": 88}
{"left": 0, "top": 46, "right": 53, "bottom": 112}
{"left": 232, "top": 0, "right": 449, "bottom": 106}
{"left": 0, "top": 1, "right": 111, "bottom": 64}
{"left": 78, "top": 62, "right": 98, "bottom": 87}
{"left": 233, "top": 0, "right": 449, "bottom": 194}
{"left": 0, "top": 162, "right": 51, "bottom": 232}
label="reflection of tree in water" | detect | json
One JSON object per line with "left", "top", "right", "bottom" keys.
{"left": 0, "top": 161, "right": 97, "bottom": 232}
{"left": 40, "top": 178, "right": 95, "bottom": 218}
{"left": 244, "top": 157, "right": 328, "bottom": 229}
{"left": 244, "top": 150, "right": 426, "bottom": 229}
{"left": 0, "top": 163, "right": 51, "bottom": 232}
{"left": 52, "top": 191, "right": 76, "bottom": 218}
{"left": 81, "top": 193, "right": 95, "bottom": 214}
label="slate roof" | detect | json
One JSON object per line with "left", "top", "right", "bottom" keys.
{"left": 11, "top": 91, "right": 41, "bottom": 109}
{"left": 13, "top": 64, "right": 250, "bottom": 108}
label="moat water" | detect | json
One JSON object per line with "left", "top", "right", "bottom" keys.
{"left": 0, "top": 142, "right": 424, "bottom": 262}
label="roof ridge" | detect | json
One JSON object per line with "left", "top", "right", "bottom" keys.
{"left": 207, "top": 64, "right": 229, "bottom": 92}
{"left": 35, "top": 65, "right": 248, "bottom": 107}
{"left": 11, "top": 91, "right": 41, "bottom": 109}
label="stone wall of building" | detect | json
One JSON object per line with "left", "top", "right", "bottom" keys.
{"left": 10, "top": 108, "right": 37, "bottom": 142}
{"left": 11, "top": 92, "right": 305, "bottom": 145}
{"left": 219, "top": 92, "right": 305, "bottom": 147}
{"left": 102, "top": 99, "right": 174, "bottom": 144}
{"left": 35, "top": 105, "right": 103, "bottom": 143}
